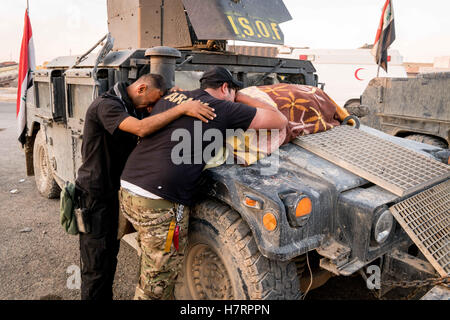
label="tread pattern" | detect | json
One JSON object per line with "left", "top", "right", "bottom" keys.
{"left": 33, "top": 130, "right": 60, "bottom": 199}
{"left": 405, "top": 134, "right": 448, "bottom": 148}
{"left": 192, "top": 199, "right": 301, "bottom": 300}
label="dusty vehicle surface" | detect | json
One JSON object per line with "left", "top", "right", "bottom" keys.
{"left": 0, "top": 62, "right": 18, "bottom": 87}
{"left": 21, "top": 0, "right": 449, "bottom": 300}
{"left": 359, "top": 72, "right": 450, "bottom": 149}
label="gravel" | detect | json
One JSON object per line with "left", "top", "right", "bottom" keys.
{"left": 0, "top": 102, "right": 137, "bottom": 300}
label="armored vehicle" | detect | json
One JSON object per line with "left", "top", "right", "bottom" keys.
{"left": 359, "top": 72, "right": 450, "bottom": 149}
{"left": 22, "top": 0, "right": 449, "bottom": 299}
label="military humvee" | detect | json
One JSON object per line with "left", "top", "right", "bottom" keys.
{"left": 23, "top": 0, "right": 449, "bottom": 300}
{"left": 359, "top": 72, "right": 450, "bottom": 149}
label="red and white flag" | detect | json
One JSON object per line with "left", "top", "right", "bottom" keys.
{"left": 371, "top": 0, "right": 396, "bottom": 73}
{"left": 16, "top": 8, "right": 36, "bottom": 144}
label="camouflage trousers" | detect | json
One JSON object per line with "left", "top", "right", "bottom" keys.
{"left": 119, "top": 188, "right": 189, "bottom": 300}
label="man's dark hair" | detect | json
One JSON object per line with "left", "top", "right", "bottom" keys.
{"left": 200, "top": 79, "right": 240, "bottom": 92}
{"left": 135, "top": 73, "right": 166, "bottom": 91}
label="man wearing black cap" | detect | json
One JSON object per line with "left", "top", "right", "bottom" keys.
{"left": 118, "top": 67, "right": 287, "bottom": 300}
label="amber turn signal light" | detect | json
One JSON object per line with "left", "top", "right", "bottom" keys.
{"left": 245, "top": 197, "right": 257, "bottom": 207}
{"left": 263, "top": 213, "right": 277, "bottom": 232}
{"left": 244, "top": 196, "right": 262, "bottom": 210}
{"left": 296, "top": 197, "right": 312, "bottom": 217}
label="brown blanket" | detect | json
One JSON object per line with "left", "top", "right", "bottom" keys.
{"left": 220, "top": 84, "right": 351, "bottom": 166}
{"left": 255, "top": 84, "right": 344, "bottom": 144}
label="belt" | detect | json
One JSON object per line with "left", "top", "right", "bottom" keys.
{"left": 119, "top": 188, "right": 174, "bottom": 209}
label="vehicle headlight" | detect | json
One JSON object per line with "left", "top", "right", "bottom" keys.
{"left": 281, "top": 193, "right": 312, "bottom": 228}
{"left": 373, "top": 210, "right": 394, "bottom": 244}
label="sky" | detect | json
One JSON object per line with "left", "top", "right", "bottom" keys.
{"left": 1, "top": 0, "right": 449, "bottom": 65}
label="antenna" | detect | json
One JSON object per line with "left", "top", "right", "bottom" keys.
{"left": 160, "top": 0, "right": 165, "bottom": 46}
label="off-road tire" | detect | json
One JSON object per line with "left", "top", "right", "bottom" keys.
{"left": 345, "top": 101, "right": 369, "bottom": 118}
{"left": 175, "top": 199, "right": 301, "bottom": 300}
{"left": 33, "top": 130, "right": 60, "bottom": 199}
{"left": 405, "top": 134, "right": 448, "bottom": 149}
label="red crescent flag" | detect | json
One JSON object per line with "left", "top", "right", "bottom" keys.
{"left": 371, "top": 0, "right": 396, "bottom": 72}
{"left": 16, "top": 9, "right": 36, "bottom": 145}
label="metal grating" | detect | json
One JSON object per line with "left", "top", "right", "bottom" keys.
{"left": 293, "top": 126, "right": 450, "bottom": 197}
{"left": 390, "top": 180, "right": 450, "bottom": 277}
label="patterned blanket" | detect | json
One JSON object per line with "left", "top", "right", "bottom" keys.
{"left": 205, "top": 84, "right": 352, "bottom": 168}
{"left": 231, "top": 84, "right": 352, "bottom": 165}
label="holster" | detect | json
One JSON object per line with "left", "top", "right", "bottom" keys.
{"left": 74, "top": 186, "right": 92, "bottom": 234}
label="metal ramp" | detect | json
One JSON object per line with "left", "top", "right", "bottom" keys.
{"left": 293, "top": 126, "right": 449, "bottom": 277}
{"left": 421, "top": 285, "right": 450, "bottom": 300}
{"left": 390, "top": 180, "right": 449, "bottom": 277}
{"left": 293, "top": 125, "right": 450, "bottom": 197}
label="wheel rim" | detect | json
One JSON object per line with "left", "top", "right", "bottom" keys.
{"left": 185, "top": 244, "right": 234, "bottom": 300}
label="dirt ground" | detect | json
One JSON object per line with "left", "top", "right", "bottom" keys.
{"left": 0, "top": 99, "right": 138, "bottom": 300}
{"left": 0, "top": 87, "right": 18, "bottom": 103}
{"left": 0, "top": 91, "right": 423, "bottom": 300}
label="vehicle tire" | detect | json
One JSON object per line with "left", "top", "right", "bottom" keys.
{"left": 345, "top": 101, "right": 369, "bottom": 118}
{"left": 175, "top": 199, "right": 301, "bottom": 300}
{"left": 404, "top": 134, "right": 448, "bottom": 149}
{"left": 33, "top": 130, "right": 60, "bottom": 199}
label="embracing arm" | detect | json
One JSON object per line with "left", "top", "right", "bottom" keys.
{"left": 119, "top": 100, "right": 216, "bottom": 138}
{"left": 235, "top": 91, "right": 277, "bottom": 111}
{"left": 235, "top": 91, "right": 287, "bottom": 130}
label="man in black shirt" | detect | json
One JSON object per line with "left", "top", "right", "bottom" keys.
{"left": 119, "top": 67, "right": 287, "bottom": 299}
{"left": 75, "top": 73, "right": 215, "bottom": 300}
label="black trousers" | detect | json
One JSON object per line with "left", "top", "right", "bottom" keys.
{"left": 79, "top": 193, "right": 120, "bottom": 300}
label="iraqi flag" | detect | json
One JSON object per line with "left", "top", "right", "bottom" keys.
{"left": 16, "top": 9, "right": 36, "bottom": 145}
{"left": 371, "top": 0, "right": 396, "bottom": 72}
